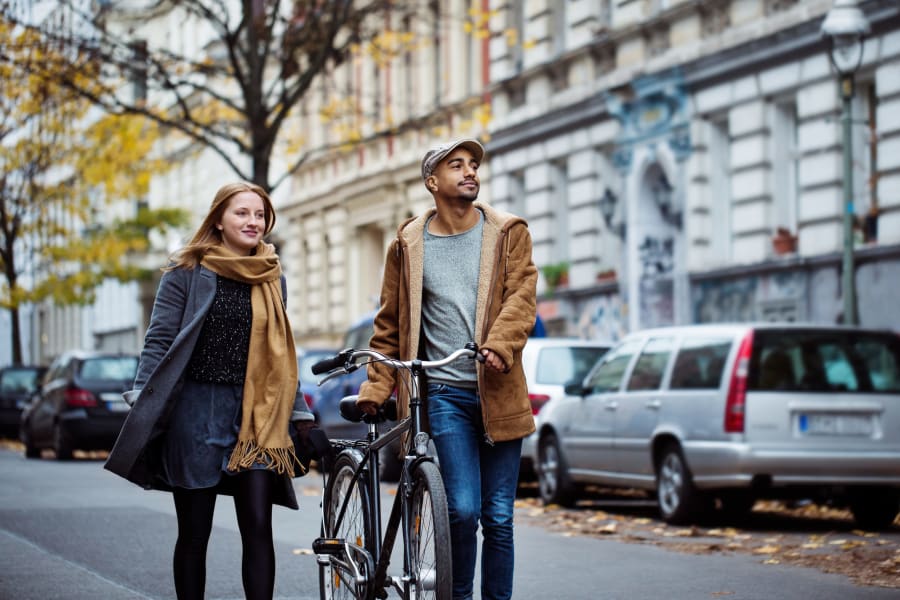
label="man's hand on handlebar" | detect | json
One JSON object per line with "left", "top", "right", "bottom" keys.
{"left": 480, "top": 348, "right": 508, "bottom": 373}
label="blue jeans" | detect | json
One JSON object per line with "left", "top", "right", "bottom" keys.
{"left": 427, "top": 383, "right": 522, "bottom": 600}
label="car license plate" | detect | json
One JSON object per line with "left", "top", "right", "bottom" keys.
{"left": 101, "top": 393, "right": 130, "bottom": 412}
{"left": 107, "top": 401, "right": 130, "bottom": 412}
{"left": 798, "top": 413, "right": 872, "bottom": 436}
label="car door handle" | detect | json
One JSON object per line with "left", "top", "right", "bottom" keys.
{"left": 604, "top": 402, "right": 618, "bottom": 411}
{"left": 645, "top": 400, "right": 661, "bottom": 410}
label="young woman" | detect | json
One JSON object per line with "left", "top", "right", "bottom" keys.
{"left": 105, "top": 181, "right": 319, "bottom": 600}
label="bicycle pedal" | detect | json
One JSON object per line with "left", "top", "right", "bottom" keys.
{"left": 312, "top": 537, "right": 345, "bottom": 555}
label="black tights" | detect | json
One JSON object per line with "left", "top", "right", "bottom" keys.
{"left": 173, "top": 470, "right": 277, "bottom": 600}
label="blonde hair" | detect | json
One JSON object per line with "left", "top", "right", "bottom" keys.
{"left": 167, "top": 181, "right": 276, "bottom": 270}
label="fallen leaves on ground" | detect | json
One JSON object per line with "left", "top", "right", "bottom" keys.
{"left": 515, "top": 490, "right": 900, "bottom": 589}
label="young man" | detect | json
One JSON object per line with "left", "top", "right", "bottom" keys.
{"left": 357, "top": 139, "right": 538, "bottom": 600}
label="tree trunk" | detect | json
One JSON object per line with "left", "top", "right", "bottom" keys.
{"left": 9, "top": 306, "right": 22, "bottom": 365}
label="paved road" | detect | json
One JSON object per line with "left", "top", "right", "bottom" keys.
{"left": 0, "top": 446, "right": 896, "bottom": 599}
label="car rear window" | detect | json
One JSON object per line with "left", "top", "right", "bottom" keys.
{"left": 669, "top": 337, "right": 732, "bottom": 390}
{"left": 535, "top": 346, "right": 609, "bottom": 386}
{"left": 748, "top": 330, "right": 900, "bottom": 393}
{"left": 0, "top": 368, "right": 42, "bottom": 394}
{"left": 79, "top": 357, "right": 138, "bottom": 382}
{"left": 344, "top": 320, "right": 375, "bottom": 350}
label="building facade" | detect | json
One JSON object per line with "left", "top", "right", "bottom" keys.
{"left": 281, "top": 0, "right": 495, "bottom": 347}
{"left": 7, "top": 0, "right": 899, "bottom": 367}
{"left": 486, "top": 0, "right": 900, "bottom": 340}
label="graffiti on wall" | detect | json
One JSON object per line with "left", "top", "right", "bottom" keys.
{"left": 640, "top": 276, "right": 674, "bottom": 328}
{"left": 692, "top": 270, "right": 811, "bottom": 323}
{"left": 576, "top": 294, "right": 628, "bottom": 342}
{"left": 637, "top": 234, "right": 675, "bottom": 328}
{"left": 638, "top": 235, "right": 674, "bottom": 276}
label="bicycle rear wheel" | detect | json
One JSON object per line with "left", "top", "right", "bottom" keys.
{"left": 320, "top": 450, "right": 373, "bottom": 600}
{"left": 407, "top": 460, "right": 452, "bottom": 599}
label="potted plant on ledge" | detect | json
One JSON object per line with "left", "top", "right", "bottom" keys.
{"left": 541, "top": 261, "right": 570, "bottom": 292}
{"left": 772, "top": 227, "right": 798, "bottom": 255}
{"left": 596, "top": 268, "right": 617, "bottom": 283}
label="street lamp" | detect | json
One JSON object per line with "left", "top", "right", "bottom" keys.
{"left": 821, "top": 0, "right": 869, "bottom": 326}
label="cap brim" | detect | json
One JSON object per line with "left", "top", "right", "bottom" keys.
{"left": 452, "top": 140, "right": 485, "bottom": 163}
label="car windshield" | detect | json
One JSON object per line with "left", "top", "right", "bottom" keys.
{"left": 535, "top": 346, "right": 610, "bottom": 385}
{"left": 749, "top": 330, "right": 900, "bottom": 393}
{"left": 0, "top": 368, "right": 41, "bottom": 394}
{"left": 80, "top": 357, "right": 138, "bottom": 382}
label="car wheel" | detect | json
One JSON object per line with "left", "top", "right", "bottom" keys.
{"left": 21, "top": 422, "right": 40, "bottom": 459}
{"left": 53, "top": 423, "right": 73, "bottom": 460}
{"left": 656, "top": 443, "right": 703, "bottom": 524}
{"left": 537, "top": 432, "right": 576, "bottom": 507}
{"left": 849, "top": 487, "right": 900, "bottom": 530}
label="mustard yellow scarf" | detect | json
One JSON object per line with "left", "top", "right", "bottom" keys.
{"left": 201, "top": 242, "right": 301, "bottom": 476}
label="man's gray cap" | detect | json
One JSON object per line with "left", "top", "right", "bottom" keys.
{"left": 421, "top": 139, "right": 485, "bottom": 180}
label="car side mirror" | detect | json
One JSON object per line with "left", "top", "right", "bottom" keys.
{"left": 564, "top": 380, "right": 586, "bottom": 396}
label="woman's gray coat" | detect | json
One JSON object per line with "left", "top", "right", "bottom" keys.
{"left": 104, "top": 265, "right": 311, "bottom": 509}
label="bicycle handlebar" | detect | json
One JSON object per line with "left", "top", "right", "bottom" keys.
{"left": 310, "top": 348, "right": 353, "bottom": 375}
{"left": 311, "top": 343, "right": 484, "bottom": 383}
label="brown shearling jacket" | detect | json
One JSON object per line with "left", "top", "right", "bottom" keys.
{"left": 357, "top": 201, "right": 538, "bottom": 443}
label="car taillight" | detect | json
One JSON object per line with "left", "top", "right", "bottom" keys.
{"left": 724, "top": 331, "right": 754, "bottom": 433}
{"left": 528, "top": 393, "right": 551, "bottom": 415}
{"left": 65, "top": 387, "right": 98, "bottom": 408}
{"left": 303, "top": 392, "right": 314, "bottom": 410}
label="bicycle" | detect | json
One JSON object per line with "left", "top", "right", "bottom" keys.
{"left": 310, "top": 343, "right": 484, "bottom": 600}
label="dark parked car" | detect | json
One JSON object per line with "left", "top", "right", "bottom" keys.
{"left": 315, "top": 312, "right": 378, "bottom": 441}
{"left": 314, "top": 312, "right": 403, "bottom": 480}
{"left": 297, "top": 346, "right": 338, "bottom": 412}
{"left": 20, "top": 350, "right": 138, "bottom": 459}
{"left": 0, "top": 365, "right": 46, "bottom": 438}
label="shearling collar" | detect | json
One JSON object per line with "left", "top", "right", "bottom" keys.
{"left": 395, "top": 201, "right": 527, "bottom": 355}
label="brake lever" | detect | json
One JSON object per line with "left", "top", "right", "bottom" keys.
{"left": 318, "top": 368, "right": 349, "bottom": 386}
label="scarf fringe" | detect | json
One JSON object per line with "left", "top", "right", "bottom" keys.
{"left": 227, "top": 439, "right": 307, "bottom": 476}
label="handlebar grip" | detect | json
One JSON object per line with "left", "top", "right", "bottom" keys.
{"left": 311, "top": 349, "right": 350, "bottom": 375}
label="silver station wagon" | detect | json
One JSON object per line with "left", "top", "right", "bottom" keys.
{"left": 533, "top": 324, "right": 900, "bottom": 529}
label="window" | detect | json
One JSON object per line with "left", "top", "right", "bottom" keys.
{"left": 551, "top": 1, "right": 566, "bottom": 56}
{"left": 130, "top": 40, "right": 148, "bottom": 104}
{"left": 670, "top": 338, "right": 732, "bottom": 389}
{"left": 535, "top": 346, "right": 611, "bottom": 386}
{"left": 749, "top": 330, "right": 900, "bottom": 393}
{"left": 431, "top": 1, "right": 443, "bottom": 106}
{"left": 344, "top": 318, "right": 375, "bottom": 350}
{"left": 80, "top": 357, "right": 138, "bottom": 382}
{"left": 627, "top": 337, "right": 674, "bottom": 391}
{"left": 0, "top": 368, "right": 42, "bottom": 394}
{"left": 403, "top": 15, "right": 414, "bottom": 119}
{"left": 586, "top": 339, "right": 642, "bottom": 393}
{"left": 772, "top": 100, "right": 799, "bottom": 235}
{"left": 551, "top": 161, "right": 569, "bottom": 264}
{"left": 508, "top": 0, "right": 525, "bottom": 73}
{"left": 709, "top": 118, "right": 731, "bottom": 262}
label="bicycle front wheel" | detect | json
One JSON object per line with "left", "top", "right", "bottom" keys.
{"left": 320, "top": 450, "right": 373, "bottom": 600}
{"left": 407, "top": 460, "right": 452, "bottom": 599}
